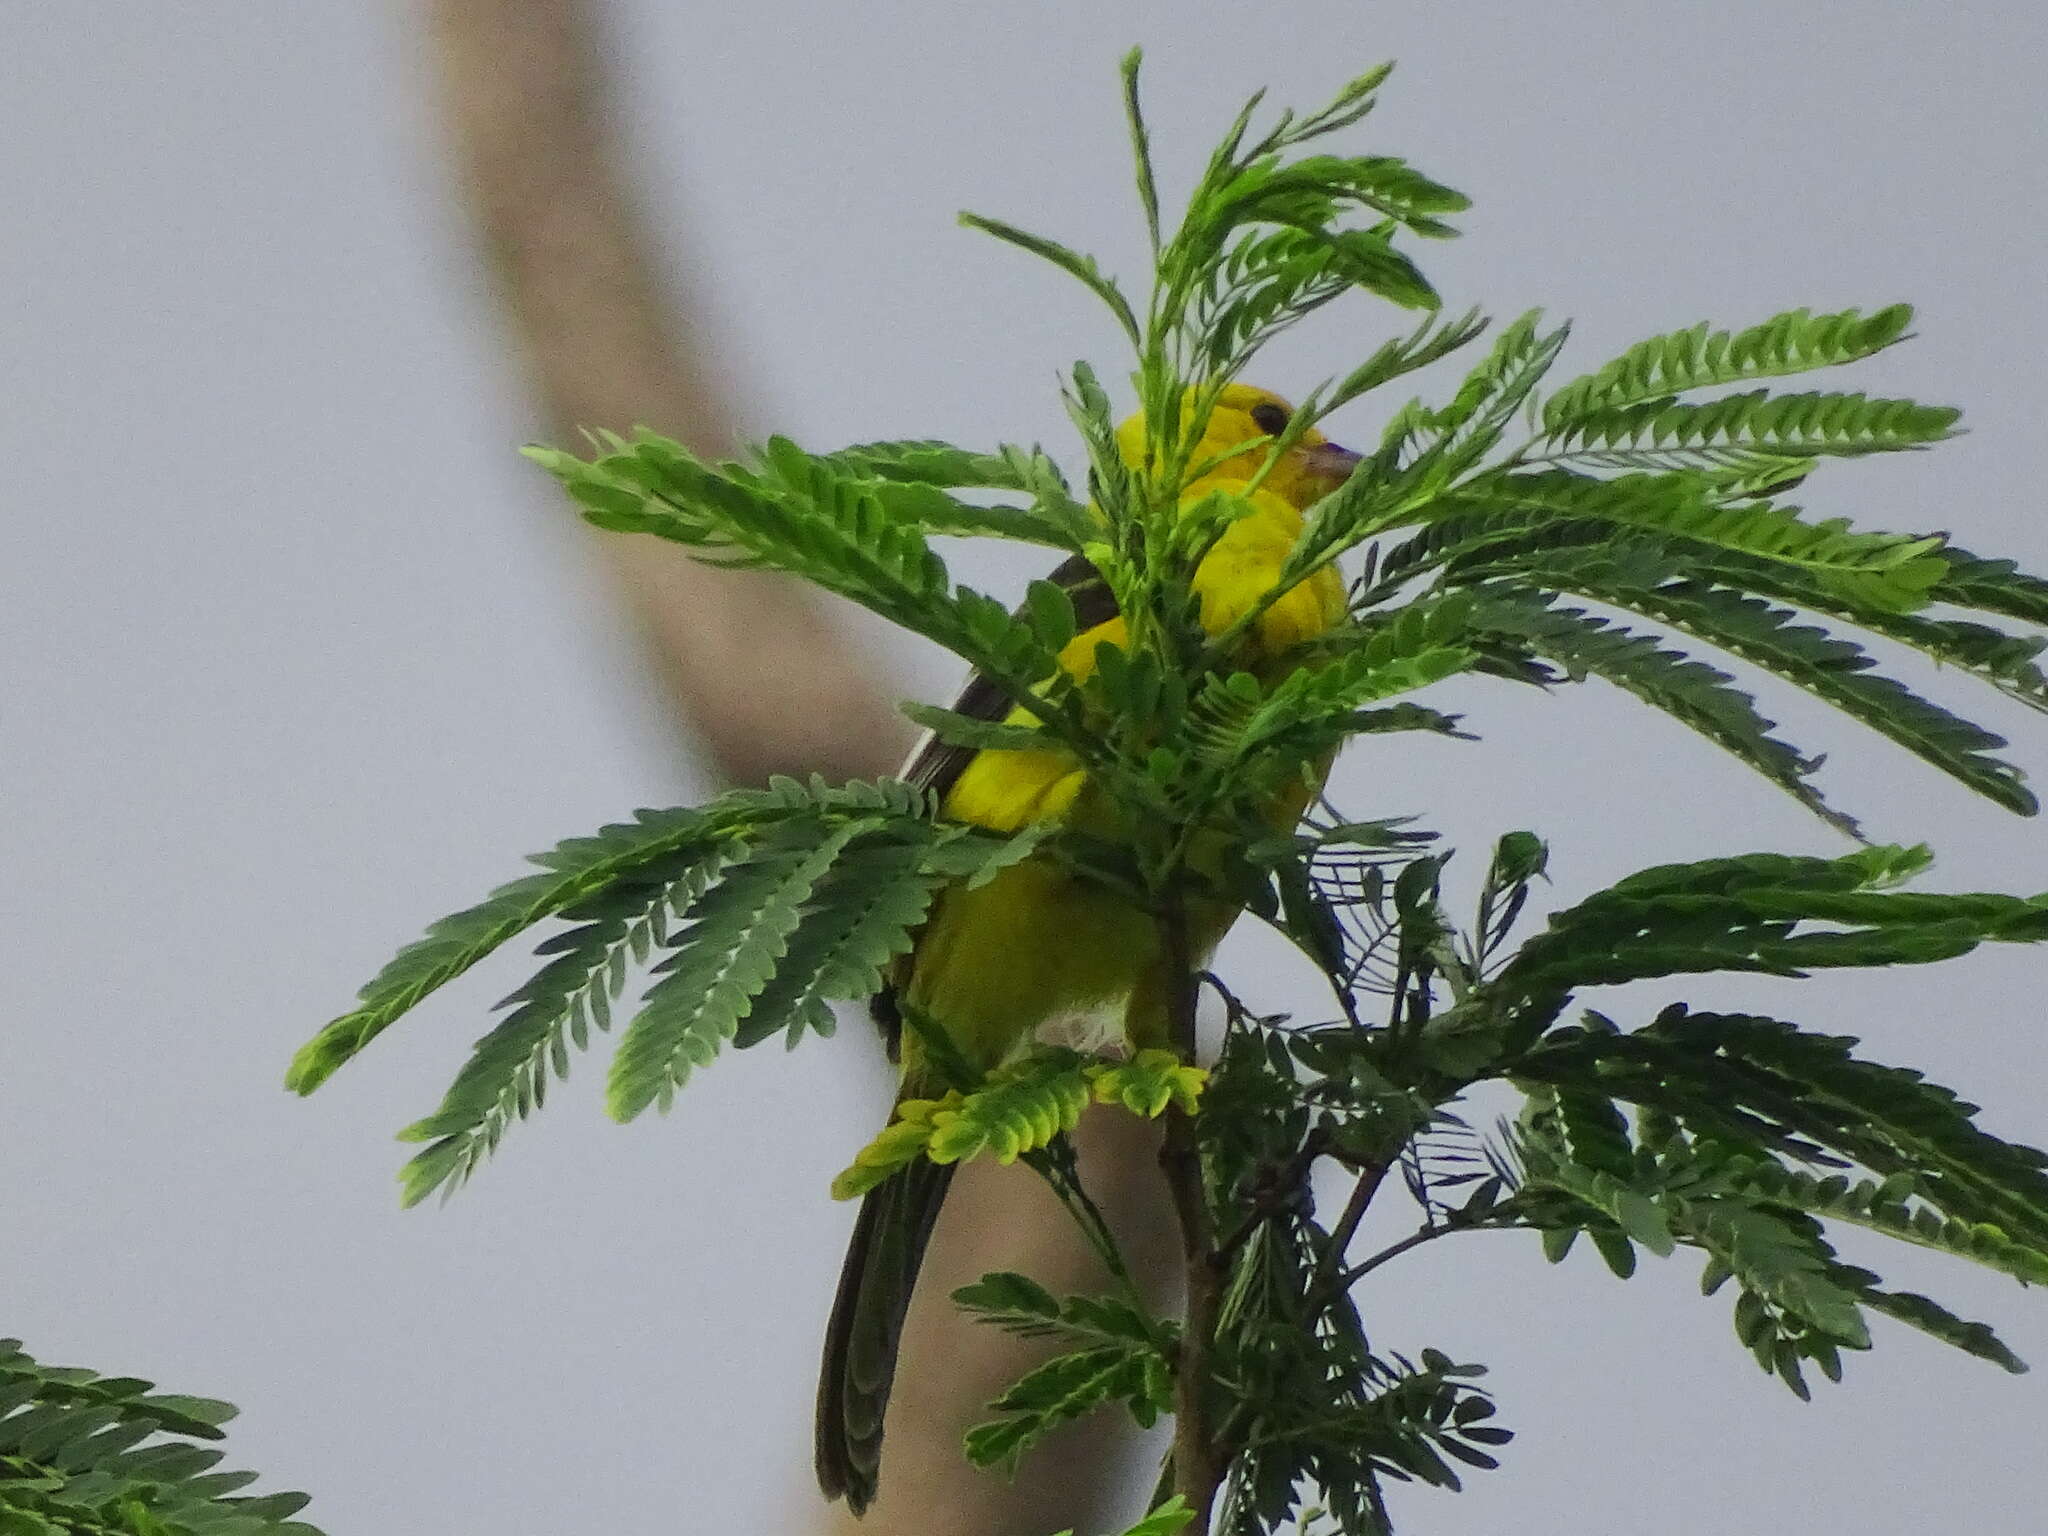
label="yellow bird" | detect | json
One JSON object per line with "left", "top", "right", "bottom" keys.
{"left": 815, "top": 384, "right": 1360, "bottom": 1514}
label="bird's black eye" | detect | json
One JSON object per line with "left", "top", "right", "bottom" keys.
{"left": 1249, "top": 402, "right": 1290, "bottom": 437}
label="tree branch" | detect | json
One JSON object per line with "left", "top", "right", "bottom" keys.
{"left": 1158, "top": 891, "right": 1224, "bottom": 1529}
{"left": 1333, "top": 1213, "right": 1520, "bottom": 1292}
{"left": 425, "top": 0, "right": 910, "bottom": 787}
{"left": 1211, "top": 1126, "right": 1331, "bottom": 1264}
{"left": 420, "top": 9, "right": 1179, "bottom": 1534}
{"left": 1311, "top": 1157, "right": 1392, "bottom": 1298}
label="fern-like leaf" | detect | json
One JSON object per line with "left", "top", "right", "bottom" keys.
{"left": 1409, "top": 311, "right": 1572, "bottom": 479}
{"left": 1093, "top": 1497, "right": 1197, "bottom": 1536}
{"left": 292, "top": 779, "right": 965, "bottom": 1128}
{"left": 1320, "top": 306, "right": 1490, "bottom": 415}
{"left": 756, "top": 436, "right": 1093, "bottom": 550}
{"left": 1531, "top": 389, "right": 1958, "bottom": 466}
{"left": 606, "top": 825, "right": 865, "bottom": 1121}
{"left": 1725, "top": 1162, "right": 2048, "bottom": 1289}
{"left": 953, "top": 1271, "right": 1164, "bottom": 1348}
{"left": 0, "top": 1339, "right": 321, "bottom": 1536}
{"left": 829, "top": 1047, "right": 1098, "bottom": 1197}
{"left": 1499, "top": 555, "right": 2036, "bottom": 815}
{"left": 927, "top": 1050, "right": 1095, "bottom": 1164}
{"left": 812, "top": 437, "right": 1069, "bottom": 496}
{"left": 1662, "top": 1011, "right": 2048, "bottom": 1250}
{"left": 391, "top": 860, "right": 722, "bottom": 1206}
{"left": 1541, "top": 304, "right": 1916, "bottom": 433}
{"left": 1684, "top": 1198, "right": 1872, "bottom": 1349}
{"left": 962, "top": 1345, "right": 1168, "bottom": 1471}
{"left": 531, "top": 434, "right": 1067, "bottom": 701}
{"left": 1501, "top": 853, "right": 2048, "bottom": 1020}
{"left": 1857, "top": 1288, "right": 2027, "bottom": 1375}
{"left": 1467, "top": 587, "right": 1852, "bottom": 835}
{"left": 1937, "top": 546, "right": 2048, "bottom": 627}
{"left": 1385, "top": 520, "right": 2048, "bottom": 750}
{"left": 1277, "top": 315, "right": 1569, "bottom": 585}
{"left": 899, "top": 701, "right": 1070, "bottom": 756}
{"left": 287, "top": 807, "right": 716, "bottom": 1094}
{"left": 1626, "top": 546, "right": 2048, "bottom": 716}
{"left": 959, "top": 212, "right": 1144, "bottom": 347}
{"left": 950, "top": 1270, "right": 1065, "bottom": 1338}
{"left": 1437, "top": 470, "right": 1946, "bottom": 611}
{"left": 1086, "top": 1049, "right": 1209, "bottom": 1117}
{"left": 389, "top": 818, "right": 992, "bottom": 1203}
{"left": 731, "top": 841, "right": 924, "bottom": 1048}
{"left": 1516, "top": 994, "right": 2048, "bottom": 1268}
{"left": 1225, "top": 594, "right": 1477, "bottom": 763}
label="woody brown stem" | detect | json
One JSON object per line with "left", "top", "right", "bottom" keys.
{"left": 1158, "top": 890, "right": 1223, "bottom": 1529}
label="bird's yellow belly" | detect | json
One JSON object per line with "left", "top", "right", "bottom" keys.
{"left": 904, "top": 855, "right": 1162, "bottom": 1079}
{"left": 900, "top": 494, "right": 1345, "bottom": 1085}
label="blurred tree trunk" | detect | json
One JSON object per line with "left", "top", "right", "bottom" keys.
{"left": 424, "top": 0, "right": 902, "bottom": 788}
{"left": 421, "top": 4, "right": 1178, "bottom": 1533}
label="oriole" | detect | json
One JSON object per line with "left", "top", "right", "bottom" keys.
{"left": 816, "top": 384, "right": 1360, "bottom": 1513}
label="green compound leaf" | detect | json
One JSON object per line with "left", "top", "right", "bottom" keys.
{"left": 1681, "top": 1199, "right": 1871, "bottom": 1349}
{"left": 830, "top": 1049, "right": 1096, "bottom": 1199}
{"left": 287, "top": 805, "right": 719, "bottom": 1095}
{"left": 1434, "top": 470, "right": 1946, "bottom": 610}
{"left": 951, "top": 1270, "right": 1062, "bottom": 1335}
{"left": 607, "top": 824, "right": 866, "bottom": 1121}
{"left": 927, "top": 1051, "right": 1095, "bottom": 1164}
{"left": 1533, "top": 389, "right": 1959, "bottom": 467}
{"left": 1047, "top": 1495, "right": 1197, "bottom": 1536}
{"left": 1516, "top": 999, "right": 2048, "bottom": 1270}
{"left": 1496, "top": 848, "right": 2048, "bottom": 1042}
{"left": 392, "top": 854, "right": 728, "bottom": 1206}
{"left": 1725, "top": 1162, "right": 2048, "bottom": 1291}
{"left": 1488, "top": 551, "right": 2034, "bottom": 815}
{"left": 1938, "top": 546, "right": 2048, "bottom": 627}
{"left": 1086, "top": 1049, "right": 1208, "bottom": 1117}
{"left": 963, "top": 1344, "right": 1168, "bottom": 1472}
{"left": 953, "top": 1272, "right": 1163, "bottom": 1348}
{"left": 305, "top": 775, "right": 1046, "bottom": 1199}
{"left": 1541, "top": 304, "right": 1917, "bottom": 433}
{"left": 0, "top": 1339, "right": 322, "bottom": 1536}
{"left": 1859, "top": 1289, "right": 2027, "bottom": 1375}
{"left": 958, "top": 212, "right": 1144, "bottom": 349}
{"left": 730, "top": 838, "right": 941, "bottom": 1052}
{"left": 531, "top": 434, "right": 1069, "bottom": 701}
{"left": 1467, "top": 586, "right": 1853, "bottom": 836}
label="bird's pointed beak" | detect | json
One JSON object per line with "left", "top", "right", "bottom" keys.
{"left": 1299, "top": 440, "right": 1364, "bottom": 500}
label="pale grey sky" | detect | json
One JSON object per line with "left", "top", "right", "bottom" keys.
{"left": 5, "top": 4, "right": 2047, "bottom": 1533}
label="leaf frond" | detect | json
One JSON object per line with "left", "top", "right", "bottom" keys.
{"left": 0, "top": 1339, "right": 322, "bottom": 1535}
{"left": 287, "top": 805, "right": 720, "bottom": 1094}
{"left": 1466, "top": 587, "right": 1853, "bottom": 835}
{"left": 1541, "top": 305, "right": 1917, "bottom": 433}
{"left": 1530, "top": 388, "right": 1959, "bottom": 466}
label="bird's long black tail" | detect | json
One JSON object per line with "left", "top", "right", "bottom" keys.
{"left": 815, "top": 1157, "right": 957, "bottom": 1515}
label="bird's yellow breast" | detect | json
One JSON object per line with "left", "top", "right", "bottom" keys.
{"left": 901, "top": 410, "right": 1350, "bottom": 1082}
{"left": 940, "top": 483, "right": 1343, "bottom": 835}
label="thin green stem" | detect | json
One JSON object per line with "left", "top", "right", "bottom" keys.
{"left": 1028, "top": 1138, "right": 1139, "bottom": 1294}
{"left": 1333, "top": 1215, "right": 1523, "bottom": 1291}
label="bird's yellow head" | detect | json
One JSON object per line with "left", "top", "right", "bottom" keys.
{"left": 1115, "top": 383, "right": 1362, "bottom": 510}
